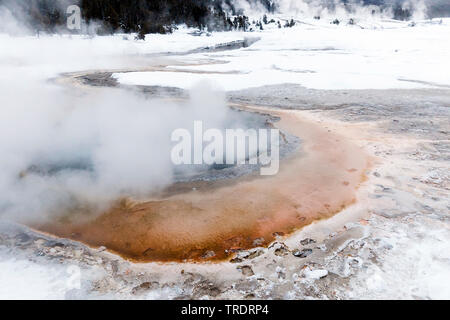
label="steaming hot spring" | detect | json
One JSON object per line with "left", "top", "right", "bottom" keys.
{"left": 21, "top": 98, "right": 369, "bottom": 262}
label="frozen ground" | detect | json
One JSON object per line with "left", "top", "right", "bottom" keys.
{"left": 0, "top": 17, "right": 449, "bottom": 299}
{"left": 114, "top": 18, "right": 450, "bottom": 91}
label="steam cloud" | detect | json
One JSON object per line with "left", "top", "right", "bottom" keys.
{"left": 230, "top": 0, "right": 445, "bottom": 20}
{"left": 0, "top": 6, "right": 239, "bottom": 224}
{"left": 0, "top": 0, "right": 448, "bottom": 225}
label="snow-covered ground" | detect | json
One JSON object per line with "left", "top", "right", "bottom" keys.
{"left": 114, "top": 18, "right": 450, "bottom": 91}
{"left": 0, "top": 16, "right": 449, "bottom": 300}
{"left": 0, "top": 26, "right": 247, "bottom": 81}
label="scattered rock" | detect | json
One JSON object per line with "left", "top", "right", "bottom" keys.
{"left": 192, "top": 281, "right": 221, "bottom": 298}
{"left": 237, "top": 265, "right": 255, "bottom": 277}
{"left": 293, "top": 248, "right": 313, "bottom": 258}
{"left": 274, "top": 247, "right": 289, "bottom": 256}
{"left": 300, "top": 238, "right": 316, "bottom": 246}
{"left": 131, "top": 281, "right": 159, "bottom": 295}
{"left": 245, "top": 293, "right": 256, "bottom": 299}
{"left": 45, "top": 240, "right": 65, "bottom": 248}
{"left": 234, "top": 278, "right": 259, "bottom": 292}
{"left": 230, "top": 248, "right": 263, "bottom": 263}
{"left": 246, "top": 249, "right": 264, "bottom": 260}
{"left": 230, "top": 257, "right": 243, "bottom": 263}
{"left": 270, "top": 242, "right": 290, "bottom": 256}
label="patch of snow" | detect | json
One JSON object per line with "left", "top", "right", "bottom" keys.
{"left": 0, "top": 256, "right": 73, "bottom": 299}
{"left": 114, "top": 18, "right": 450, "bottom": 91}
{"left": 303, "top": 267, "right": 329, "bottom": 280}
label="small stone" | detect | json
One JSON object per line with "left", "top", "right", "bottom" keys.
{"left": 293, "top": 248, "right": 313, "bottom": 258}
{"left": 237, "top": 265, "right": 254, "bottom": 277}
{"left": 192, "top": 281, "right": 221, "bottom": 298}
{"left": 246, "top": 249, "right": 264, "bottom": 260}
{"left": 271, "top": 242, "right": 290, "bottom": 256}
{"left": 230, "top": 257, "right": 243, "bottom": 263}
{"left": 245, "top": 293, "right": 255, "bottom": 299}
{"left": 45, "top": 240, "right": 65, "bottom": 248}
{"left": 274, "top": 247, "right": 289, "bottom": 256}
{"left": 300, "top": 238, "right": 316, "bottom": 246}
{"left": 131, "top": 281, "right": 159, "bottom": 295}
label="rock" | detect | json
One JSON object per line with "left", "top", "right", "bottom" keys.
{"left": 246, "top": 249, "right": 264, "bottom": 260}
{"left": 270, "top": 242, "right": 290, "bottom": 256}
{"left": 45, "top": 240, "right": 65, "bottom": 248}
{"left": 230, "top": 257, "right": 243, "bottom": 263}
{"left": 237, "top": 265, "right": 255, "bottom": 277}
{"left": 274, "top": 247, "right": 289, "bottom": 256}
{"left": 300, "top": 238, "right": 316, "bottom": 246}
{"left": 293, "top": 248, "right": 313, "bottom": 258}
{"left": 131, "top": 281, "right": 159, "bottom": 295}
{"left": 192, "top": 281, "right": 221, "bottom": 298}
{"left": 234, "top": 279, "right": 259, "bottom": 292}
{"left": 230, "top": 248, "right": 264, "bottom": 263}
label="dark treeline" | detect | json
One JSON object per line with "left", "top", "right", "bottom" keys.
{"left": 0, "top": 0, "right": 275, "bottom": 35}
{"left": 0, "top": 0, "right": 447, "bottom": 35}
